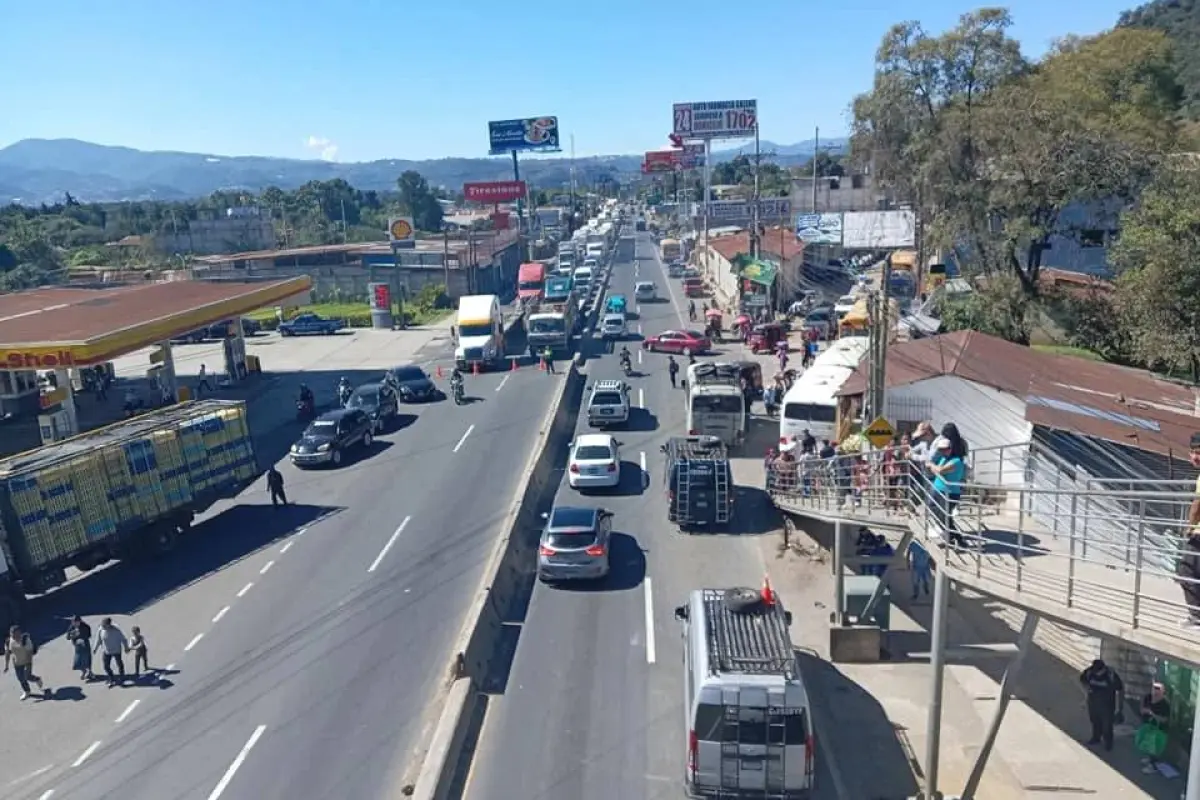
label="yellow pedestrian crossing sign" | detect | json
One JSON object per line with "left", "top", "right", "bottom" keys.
{"left": 865, "top": 416, "right": 895, "bottom": 448}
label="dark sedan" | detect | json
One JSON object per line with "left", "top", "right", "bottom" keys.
{"left": 383, "top": 364, "right": 440, "bottom": 403}
{"left": 348, "top": 382, "right": 400, "bottom": 433}
{"left": 289, "top": 408, "right": 373, "bottom": 468}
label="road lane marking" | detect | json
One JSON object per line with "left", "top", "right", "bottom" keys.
{"left": 115, "top": 699, "right": 141, "bottom": 723}
{"left": 637, "top": 349, "right": 643, "bottom": 364}
{"left": 184, "top": 633, "right": 204, "bottom": 652}
{"left": 280, "top": 541, "right": 294, "bottom": 554}
{"left": 206, "top": 725, "right": 267, "bottom": 800}
{"left": 259, "top": 560, "right": 274, "bottom": 575}
{"left": 164, "top": 663, "right": 175, "bottom": 671}
{"left": 296, "top": 527, "right": 307, "bottom": 536}
{"left": 495, "top": 374, "right": 510, "bottom": 392}
{"left": 644, "top": 578, "right": 657, "bottom": 664}
{"left": 7, "top": 765, "right": 53, "bottom": 786}
{"left": 72, "top": 741, "right": 101, "bottom": 768}
{"left": 212, "top": 606, "right": 230, "bottom": 624}
{"left": 639, "top": 388, "right": 645, "bottom": 408}
{"left": 368, "top": 516, "right": 411, "bottom": 573}
{"left": 237, "top": 582, "right": 254, "bottom": 598}
{"left": 640, "top": 451, "right": 647, "bottom": 477}
{"left": 453, "top": 425, "right": 475, "bottom": 453}
{"left": 38, "top": 791, "right": 54, "bottom": 800}
{"left": 637, "top": 324, "right": 643, "bottom": 336}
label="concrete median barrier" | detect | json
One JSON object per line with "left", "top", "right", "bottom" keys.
{"left": 407, "top": 355, "right": 585, "bottom": 800}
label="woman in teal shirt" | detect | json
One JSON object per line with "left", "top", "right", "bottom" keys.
{"left": 928, "top": 431, "right": 968, "bottom": 547}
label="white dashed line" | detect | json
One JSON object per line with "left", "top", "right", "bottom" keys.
{"left": 639, "top": 388, "right": 645, "bottom": 408}
{"left": 640, "top": 450, "right": 647, "bottom": 476}
{"left": 296, "top": 528, "right": 307, "bottom": 536}
{"left": 115, "top": 698, "right": 141, "bottom": 723}
{"left": 237, "top": 582, "right": 254, "bottom": 598}
{"left": 453, "top": 425, "right": 475, "bottom": 453}
{"left": 368, "top": 516, "right": 411, "bottom": 573}
{"left": 7, "top": 765, "right": 53, "bottom": 787}
{"left": 637, "top": 349, "right": 643, "bottom": 364}
{"left": 212, "top": 606, "right": 230, "bottom": 624}
{"left": 184, "top": 633, "right": 204, "bottom": 652}
{"left": 495, "top": 374, "right": 510, "bottom": 392}
{"left": 38, "top": 790, "right": 54, "bottom": 800}
{"left": 164, "top": 663, "right": 175, "bottom": 671}
{"left": 644, "top": 578, "right": 657, "bottom": 664}
{"left": 72, "top": 741, "right": 101, "bottom": 768}
{"left": 280, "top": 541, "right": 294, "bottom": 554}
{"left": 205, "top": 725, "right": 267, "bottom": 800}
{"left": 259, "top": 560, "right": 274, "bottom": 575}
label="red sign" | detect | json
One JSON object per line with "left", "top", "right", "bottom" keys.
{"left": 464, "top": 180, "right": 527, "bottom": 203}
{"left": 3, "top": 349, "right": 77, "bottom": 370}
{"left": 491, "top": 211, "right": 511, "bottom": 230}
{"left": 668, "top": 133, "right": 684, "bottom": 148}
{"left": 643, "top": 150, "right": 681, "bottom": 173}
{"left": 371, "top": 283, "right": 391, "bottom": 312}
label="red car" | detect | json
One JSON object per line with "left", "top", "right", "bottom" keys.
{"left": 642, "top": 329, "right": 712, "bottom": 356}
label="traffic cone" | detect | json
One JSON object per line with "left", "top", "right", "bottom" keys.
{"left": 761, "top": 574, "right": 776, "bottom": 606}
{"left": 538, "top": 357, "right": 546, "bottom": 372}
{"left": 435, "top": 365, "right": 443, "bottom": 379}
{"left": 472, "top": 361, "right": 480, "bottom": 376}
{"left": 511, "top": 357, "right": 518, "bottom": 371}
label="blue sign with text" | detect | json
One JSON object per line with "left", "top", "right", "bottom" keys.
{"left": 488, "top": 117, "right": 561, "bottom": 155}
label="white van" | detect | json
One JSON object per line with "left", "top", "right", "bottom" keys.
{"left": 779, "top": 338, "right": 869, "bottom": 443}
{"left": 573, "top": 266, "right": 594, "bottom": 292}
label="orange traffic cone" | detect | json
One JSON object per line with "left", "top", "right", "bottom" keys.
{"left": 538, "top": 357, "right": 546, "bottom": 372}
{"left": 435, "top": 365, "right": 443, "bottom": 379}
{"left": 511, "top": 357, "right": 518, "bottom": 371}
{"left": 472, "top": 361, "right": 480, "bottom": 376}
{"left": 761, "top": 574, "right": 776, "bottom": 606}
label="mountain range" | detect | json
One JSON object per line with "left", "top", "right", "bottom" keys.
{"left": 0, "top": 137, "right": 848, "bottom": 205}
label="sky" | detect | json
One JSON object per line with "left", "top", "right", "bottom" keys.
{"left": 0, "top": 0, "right": 1142, "bottom": 162}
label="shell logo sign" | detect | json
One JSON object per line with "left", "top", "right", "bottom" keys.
{"left": 388, "top": 218, "right": 415, "bottom": 244}
{"left": 3, "top": 348, "right": 79, "bottom": 370}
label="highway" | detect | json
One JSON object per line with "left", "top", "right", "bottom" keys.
{"left": 462, "top": 232, "right": 844, "bottom": 800}
{"left": 17, "top": 330, "right": 561, "bottom": 799}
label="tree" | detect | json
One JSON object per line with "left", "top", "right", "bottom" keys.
{"left": 396, "top": 170, "right": 444, "bottom": 231}
{"left": 798, "top": 151, "right": 845, "bottom": 177}
{"left": 1110, "top": 159, "right": 1200, "bottom": 380}
{"left": 939, "top": 274, "right": 1032, "bottom": 344}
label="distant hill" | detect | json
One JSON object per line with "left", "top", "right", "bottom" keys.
{"left": 0, "top": 136, "right": 848, "bottom": 204}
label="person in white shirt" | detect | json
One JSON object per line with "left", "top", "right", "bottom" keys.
{"left": 907, "top": 422, "right": 936, "bottom": 507}
{"left": 93, "top": 617, "right": 128, "bottom": 687}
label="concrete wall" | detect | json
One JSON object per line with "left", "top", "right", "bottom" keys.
{"left": 156, "top": 218, "right": 276, "bottom": 256}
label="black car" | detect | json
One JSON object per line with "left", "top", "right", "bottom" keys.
{"left": 383, "top": 364, "right": 439, "bottom": 403}
{"left": 347, "top": 382, "right": 399, "bottom": 433}
{"left": 289, "top": 408, "right": 374, "bottom": 468}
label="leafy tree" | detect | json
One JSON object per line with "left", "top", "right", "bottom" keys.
{"left": 708, "top": 155, "right": 791, "bottom": 197}
{"left": 939, "top": 274, "right": 1032, "bottom": 344}
{"left": 1110, "top": 159, "right": 1200, "bottom": 380}
{"left": 1055, "top": 286, "right": 1132, "bottom": 364}
{"left": 797, "top": 151, "right": 845, "bottom": 177}
{"left": 396, "top": 170, "right": 444, "bottom": 231}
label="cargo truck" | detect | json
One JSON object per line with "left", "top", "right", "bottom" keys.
{"left": 455, "top": 294, "right": 505, "bottom": 371}
{"left": 526, "top": 297, "right": 578, "bottom": 358}
{"left": 0, "top": 400, "right": 261, "bottom": 631}
{"left": 518, "top": 262, "right": 547, "bottom": 305}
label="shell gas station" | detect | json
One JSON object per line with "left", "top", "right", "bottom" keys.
{"left": 0, "top": 276, "right": 311, "bottom": 443}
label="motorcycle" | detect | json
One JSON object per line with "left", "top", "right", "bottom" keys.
{"left": 621, "top": 356, "right": 633, "bottom": 377}
{"left": 296, "top": 396, "right": 316, "bottom": 421}
{"left": 452, "top": 380, "right": 465, "bottom": 405}
{"left": 338, "top": 384, "right": 353, "bottom": 407}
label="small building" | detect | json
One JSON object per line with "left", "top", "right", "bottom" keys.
{"left": 696, "top": 226, "right": 804, "bottom": 310}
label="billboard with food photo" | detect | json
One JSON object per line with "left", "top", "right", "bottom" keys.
{"left": 488, "top": 116, "right": 560, "bottom": 155}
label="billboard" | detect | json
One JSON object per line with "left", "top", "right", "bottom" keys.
{"left": 673, "top": 100, "right": 757, "bottom": 140}
{"left": 795, "top": 213, "right": 843, "bottom": 245}
{"left": 488, "top": 117, "right": 560, "bottom": 155}
{"left": 706, "top": 198, "right": 791, "bottom": 221}
{"left": 464, "top": 180, "right": 527, "bottom": 203}
{"left": 842, "top": 210, "right": 916, "bottom": 249}
{"left": 644, "top": 144, "right": 705, "bottom": 172}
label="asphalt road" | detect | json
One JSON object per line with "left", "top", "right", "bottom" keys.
{"left": 461, "top": 233, "right": 847, "bottom": 800}
{"left": 17, "top": 330, "right": 561, "bottom": 800}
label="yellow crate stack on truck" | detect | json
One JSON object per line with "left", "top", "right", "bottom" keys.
{"left": 0, "top": 400, "right": 259, "bottom": 631}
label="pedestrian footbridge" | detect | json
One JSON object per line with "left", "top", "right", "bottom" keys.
{"left": 768, "top": 442, "right": 1200, "bottom": 799}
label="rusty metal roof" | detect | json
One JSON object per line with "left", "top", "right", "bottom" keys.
{"left": 0, "top": 279, "right": 302, "bottom": 345}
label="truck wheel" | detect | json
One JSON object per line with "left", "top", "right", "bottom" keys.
{"left": 363, "top": 431, "right": 373, "bottom": 449}
{"left": 148, "top": 523, "right": 177, "bottom": 556}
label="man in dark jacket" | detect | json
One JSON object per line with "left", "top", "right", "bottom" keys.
{"left": 1079, "top": 659, "right": 1124, "bottom": 750}
{"left": 266, "top": 466, "right": 287, "bottom": 508}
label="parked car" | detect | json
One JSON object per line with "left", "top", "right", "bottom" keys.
{"left": 537, "top": 506, "right": 614, "bottom": 583}
{"left": 278, "top": 313, "right": 345, "bottom": 336}
{"left": 382, "top": 364, "right": 439, "bottom": 402}
{"left": 347, "top": 382, "right": 400, "bottom": 433}
{"left": 642, "top": 329, "right": 712, "bottom": 356}
{"left": 289, "top": 408, "right": 373, "bottom": 467}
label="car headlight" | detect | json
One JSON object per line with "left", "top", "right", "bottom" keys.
{"left": 290, "top": 444, "right": 299, "bottom": 453}
{"left": 399, "top": 386, "right": 412, "bottom": 395}
{"left": 317, "top": 443, "right": 331, "bottom": 452}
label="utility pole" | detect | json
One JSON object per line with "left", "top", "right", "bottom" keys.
{"left": 750, "top": 123, "right": 762, "bottom": 259}
{"left": 568, "top": 134, "right": 577, "bottom": 236}
{"left": 811, "top": 126, "right": 820, "bottom": 213}
{"left": 865, "top": 252, "right": 894, "bottom": 424}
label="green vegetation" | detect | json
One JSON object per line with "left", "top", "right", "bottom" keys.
{"left": 852, "top": 6, "right": 1200, "bottom": 378}
{"left": 245, "top": 283, "right": 453, "bottom": 330}
{"left": 0, "top": 170, "right": 451, "bottom": 293}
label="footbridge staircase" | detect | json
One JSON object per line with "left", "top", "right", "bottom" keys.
{"left": 769, "top": 441, "right": 1200, "bottom": 800}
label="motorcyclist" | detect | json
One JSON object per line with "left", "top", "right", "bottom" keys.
{"left": 619, "top": 346, "right": 632, "bottom": 371}
{"left": 337, "top": 376, "right": 352, "bottom": 404}
{"left": 298, "top": 383, "right": 314, "bottom": 411}
{"left": 449, "top": 366, "right": 464, "bottom": 389}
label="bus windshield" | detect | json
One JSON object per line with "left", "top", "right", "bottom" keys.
{"left": 783, "top": 402, "right": 836, "bottom": 424}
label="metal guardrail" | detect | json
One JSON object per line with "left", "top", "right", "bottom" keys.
{"left": 767, "top": 443, "right": 1200, "bottom": 656}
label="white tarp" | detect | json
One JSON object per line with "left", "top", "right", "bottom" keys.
{"left": 842, "top": 210, "right": 915, "bottom": 249}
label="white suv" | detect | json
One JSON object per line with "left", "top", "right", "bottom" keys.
{"left": 586, "top": 379, "right": 630, "bottom": 428}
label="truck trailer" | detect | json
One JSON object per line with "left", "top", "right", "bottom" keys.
{"left": 0, "top": 400, "right": 261, "bottom": 631}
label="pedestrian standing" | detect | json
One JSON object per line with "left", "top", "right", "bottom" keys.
{"left": 67, "top": 615, "right": 94, "bottom": 681}
{"left": 4, "top": 625, "right": 49, "bottom": 700}
{"left": 196, "top": 363, "right": 212, "bottom": 396}
{"left": 542, "top": 346, "right": 556, "bottom": 374}
{"left": 1138, "top": 681, "right": 1171, "bottom": 773}
{"left": 667, "top": 355, "right": 679, "bottom": 389}
{"left": 1079, "top": 658, "right": 1124, "bottom": 751}
{"left": 267, "top": 466, "right": 287, "bottom": 508}
{"left": 907, "top": 539, "right": 932, "bottom": 599}
{"left": 94, "top": 617, "right": 128, "bottom": 687}
{"left": 128, "top": 627, "right": 149, "bottom": 677}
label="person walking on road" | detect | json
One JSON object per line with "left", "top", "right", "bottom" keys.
{"left": 67, "top": 615, "right": 94, "bottom": 681}
{"left": 267, "top": 466, "right": 287, "bottom": 508}
{"left": 94, "top": 617, "right": 128, "bottom": 688}
{"left": 128, "top": 626, "right": 149, "bottom": 677}
{"left": 1079, "top": 658, "right": 1124, "bottom": 751}
{"left": 4, "top": 625, "right": 49, "bottom": 700}
{"left": 667, "top": 355, "right": 679, "bottom": 389}
{"left": 541, "top": 346, "right": 556, "bottom": 374}
{"left": 196, "top": 363, "right": 212, "bottom": 396}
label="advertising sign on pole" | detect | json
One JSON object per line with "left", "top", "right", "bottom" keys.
{"left": 705, "top": 198, "right": 792, "bottom": 221}
{"left": 488, "top": 117, "right": 561, "bottom": 155}
{"left": 795, "top": 213, "right": 844, "bottom": 245}
{"left": 672, "top": 100, "right": 758, "bottom": 140}
{"left": 464, "top": 180, "right": 527, "bottom": 203}
{"left": 388, "top": 217, "right": 415, "bottom": 249}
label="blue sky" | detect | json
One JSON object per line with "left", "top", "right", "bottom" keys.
{"left": 0, "top": 0, "right": 1139, "bottom": 161}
